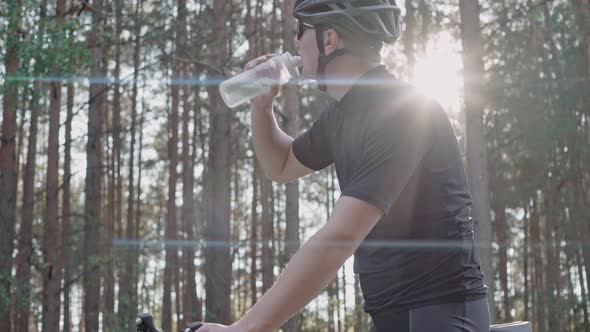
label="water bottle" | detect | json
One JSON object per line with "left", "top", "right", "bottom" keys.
{"left": 219, "top": 52, "right": 302, "bottom": 108}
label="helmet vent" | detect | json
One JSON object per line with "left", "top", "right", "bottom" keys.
{"left": 351, "top": 0, "right": 384, "bottom": 8}
{"left": 378, "top": 12, "right": 392, "bottom": 32}
{"left": 355, "top": 15, "right": 375, "bottom": 31}
{"left": 307, "top": 4, "right": 332, "bottom": 13}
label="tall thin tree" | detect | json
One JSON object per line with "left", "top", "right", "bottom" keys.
{"left": 163, "top": 0, "right": 183, "bottom": 327}
{"left": 181, "top": 0, "right": 199, "bottom": 320}
{"left": 459, "top": 0, "right": 495, "bottom": 319}
{"left": 404, "top": 0, "right": 416, "bottom": 76}
{"left": 105, "top": 0, "right": 125, "bottom": 327}
{"left": 42, "top": 0, "right": 66, "bottom": 328}
{"left": 14, "top": 79, "right": 41, "bottom": 332}
{"left": 84, "top": 0, "right": 106, "bottom": 329}
{"left": 173, "top": 0, "right": 196, "bottom": 324}
{"left": 205, "top": 0, "right": 232, "bottom": 323}
{"left": 0, "top": 1, "right": 22, "bottom": 329}
{"left": 13, "top": 1, "right": 45, "bottom": 330}
{"left": 62, "top": 83, "right": 75, "bottom": 332}
{"left": 118, "top": 0, "right": 142, "bottom": 328}
{"left": 281, "top": 0, "right": 302, "bottom": 331}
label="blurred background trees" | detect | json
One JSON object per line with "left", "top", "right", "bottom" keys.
{"left": 0, "top": 0, "right": 589, "bottom": 331}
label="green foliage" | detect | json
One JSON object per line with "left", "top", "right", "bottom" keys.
{"left": 0, "top": 273, "right": 13, "bottom": 311}
{"left": 26, "top": 19, "right": 90, "bottom": 76}
{"left": 484, "top": 0, "right": 590, "bottom": 327}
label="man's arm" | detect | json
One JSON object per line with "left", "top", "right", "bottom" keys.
{"left": 234, "top": 196, "right": 384, "bottom": 332}
{"left": 251, "top": 106, "right": 314, "bottom": 183}
{"left": 245, "top": 54, "right": 314, "bottom": 183}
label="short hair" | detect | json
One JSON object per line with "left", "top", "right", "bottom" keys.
{"left": 335, "top": 28, "right": 383, "bottom": 63}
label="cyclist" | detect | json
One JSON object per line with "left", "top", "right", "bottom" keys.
{"left": 200, "top": 0, "right": 489, "bottom": 331}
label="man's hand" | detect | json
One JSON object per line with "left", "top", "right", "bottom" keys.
{"left": 244, "top": 54, "right": 281, "bottom": 111}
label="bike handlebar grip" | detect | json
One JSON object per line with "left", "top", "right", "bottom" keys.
{"left": 180, "top": 321, "right": 203, "bottom": 331}
{"left": 136, "top": 313, "right": 162, "bottom": 332}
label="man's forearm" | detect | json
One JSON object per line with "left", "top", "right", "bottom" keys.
{"left": 234, "top": 226, "right": 359, "bottom": 332}
{"left": 251, "top": 106, "right": 293, "bottom": 180}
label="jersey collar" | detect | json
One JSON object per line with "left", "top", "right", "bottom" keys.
{"left": 336, "top": 65, "right": 394, "bottom": 110}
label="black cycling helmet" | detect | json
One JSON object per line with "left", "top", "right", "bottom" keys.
{"left": 294, "top": 0, "right": 401, "bottom": 43}
{"left": 293, "top": 0, "right": 401, "bottom": 90}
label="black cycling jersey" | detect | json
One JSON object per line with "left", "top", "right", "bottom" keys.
{"left": 292, "top": 65, "right": 487, "bottom": 315}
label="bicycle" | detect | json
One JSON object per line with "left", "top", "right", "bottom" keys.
{"left": 136, "top": 312, "right": 202, "bottom": 332}
{"left": 136, "top": 312, "right": 531, "bottom": 332}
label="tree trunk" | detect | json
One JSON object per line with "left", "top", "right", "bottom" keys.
{"left": 577, "top": 248, "right": 590, "bottom": 332}
{"left": 354, "top": 274, "right": 363, "bottom": 332}
{"left": 417, "top": 0, "right": 430, "bottom": 53}
{"left": 0, "top": 1, "right": 22, "bottom": 329}
{"left": 118, "top": 1, "right": 141, "bottom": 327}
{"left": 42, "top": 2, "right": 66, "bottom": 325}
{"left": 247, "top": 0, "right": 259, "bottom": 309}
{"left": 542, "top": 195, "right": 558, "bottom": 331}
{"left": 193, "top": 69, "right": 204, "bottom": 322}
{"left": 328, "top": 280, "right": 335, "bottom": 332}
{"left": 523, "top": 206, "right": 530, "bottom": 322}
{"left": 105, "top": 107, "right": 115, "bottom": 330}
{"left": 13, "top": 1, "right": 46, "bottom": 327}
{"left": 42, "top": 63, "right": 62, "bottom": 332}
{"left": 341, "top": 266, "right": 347, "bottom": 331}
{"left": 105, "top": 0, "right": 124, "bottom": 328}
{"left": 531, "top": 201, "right": 546, "bottom": 331}
{"left": 14, "top": 100, "right": 26, "bottom": 191}
{"left": 459, "top": 0, "right": 495, "bottom": 320}
{"left": 135, "top": 79, "right": 146, "bottom": 305}
{"left": 573, "top": 0, "right": 590, "bottom": 77}
{"left": 336, "top": 273, "right": 342, "bottom": 332}
{"left": 270, "top": 0, "right": 278, "bottom": 51}
{"left": 493, "top": 205, "right": 511, "bottom": 321}
{"left": 181, "top": 0, "right": 198, "bottom": 320}
{"left": 281, "top": 1, "right": 301, "bottom": 330}
{"left": 256, "top": 0, "right": 264, "bottom": 53}
{"left": 163, "top": 0, "right": 183, "bottom": 326}
{"left": 205, "top": 0, "right": 232, "bottom": 323}
{"left": 260, "top": 165, "right": 273, "bottom": 293}
{"left": 250, "top": 162, "right": 259, "bottom": 307}
{"left": 327, "top": 168, "right": 337, "bottom": 332}
{"left": 62, "top": 83, "right": 74, "bottom": 332}
{"left": 114, "top": 19, "right": 124, "bottom": 243}
{"left": 14, "top": 81, "right": 41, "bottom": 332}
{"left": 175, "top": 264, "right": 182, "bottom": 329}
{"left": 84, "top": 0, "right": 105, "bottom": 329}
{"left": 404, "top": 0, "right": 416, "bottom": 76}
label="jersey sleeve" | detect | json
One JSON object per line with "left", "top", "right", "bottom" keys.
{"left": 341, "top": 106, "right": 433, "bottom": 214}
{"left": 292, "top": 106, "right": 334, "bottom": 171}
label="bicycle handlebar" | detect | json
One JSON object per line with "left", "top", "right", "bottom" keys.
{"left": 136, "top": 312, "right": 203, "bottom": 332}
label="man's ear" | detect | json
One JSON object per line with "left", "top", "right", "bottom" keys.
{"left": 323, "top": 29, "right": 343, "bottom": 55}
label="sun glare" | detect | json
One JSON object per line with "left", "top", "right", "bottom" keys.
{"left": 411, "top": 32, "right": 463, "bottom": 112}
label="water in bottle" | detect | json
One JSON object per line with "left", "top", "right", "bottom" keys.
{"left": 219, "top": 52, "right": 302, "bottom": 108}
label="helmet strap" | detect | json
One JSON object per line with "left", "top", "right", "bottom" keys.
{"left": 315, "top": 27, "right": 351, "bottom": 92}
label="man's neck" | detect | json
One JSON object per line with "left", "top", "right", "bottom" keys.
{"left": 324, "top": 57, "right": 379, "bottom": 101}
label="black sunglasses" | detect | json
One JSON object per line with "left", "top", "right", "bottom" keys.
{"left": 296, "top": 20, "right": 314, "bottom": 40}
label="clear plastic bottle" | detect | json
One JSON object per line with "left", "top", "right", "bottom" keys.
{"left": 219, "top": 52, "right": 302, "bottom": 108}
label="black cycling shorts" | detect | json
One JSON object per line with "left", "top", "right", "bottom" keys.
{"left": 369, "top": 298, "right": 490, "bottom": 332}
